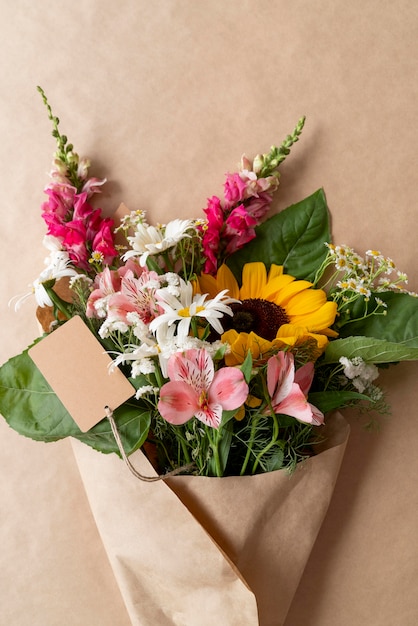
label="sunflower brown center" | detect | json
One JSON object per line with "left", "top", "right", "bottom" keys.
{"left": 226, "top": 298, "right": 290, "bottom": 341}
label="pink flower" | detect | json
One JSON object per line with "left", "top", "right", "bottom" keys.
{"left": 266, "top": 351, "right": 324, "bottom": 425}
{"left": 225, "top": 205, "right": 257, "bottom": 233}
{"left": 223, "top": 172, "right": 247, "bottom": 205}
{"left": 92, "top": 218, "right": 118, "bottom": 265}
{"left": 42, "top": 185, "right": 117, "bottom": 271}
{"left": 201, "top": 195, "right": 225, "bottom": 274}
{"left": 86, "top": 267, "right": 123, "bottom": 318}
{"left": 158, "top": 348, "right": 249, "bottom": 428}
{"left": 120, "top": 269, "right": 162, "bottom": 324}
{"left": 245, "top": 192, "right": 273, "bottom": 221}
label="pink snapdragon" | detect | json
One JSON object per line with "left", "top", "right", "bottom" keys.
{"left": 41, "top": 185, "right": 117, "bottom": 272}
{"left": 158, "top": 348, "right": 249, "bottom": 428}
{"left": 200, "top": 166, "right": 278, "bottom": 274}
{"left": 266, "top": 351, "right": 324, "bottom": 425}
{"left": 223, "top": 172, "right": 247, "bottom": 205}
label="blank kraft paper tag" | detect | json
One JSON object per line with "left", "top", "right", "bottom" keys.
{"left": 29, "top": 315, "right": 135, "bottom": 432}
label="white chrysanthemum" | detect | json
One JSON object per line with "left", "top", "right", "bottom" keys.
{"left": 123, "top": 218, "right": 195, "bottom": 266}
{"left": 149, "top": 278, "right": 236, "bottom": 343}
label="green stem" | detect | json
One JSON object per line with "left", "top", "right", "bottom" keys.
{"left": 44, "top": 284, "right": 73, "bottom": 320}
{"left": 179, "top": 433, "right": 191, "bottom": 465}
{"left": 206, "top": 427, "right": 223, "bottom": 477}
{"left": 239, "top": 414, "right": 260, "bottom": 476}
{"left": 251, "top": 412, "right": 279, "bottom": 474}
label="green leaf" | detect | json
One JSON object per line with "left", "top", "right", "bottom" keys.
{"left": 227, "top": 189, "right": 330, "bottom": 281}
{"left": 240, "top": 350, "right": 253, "bottom": 383}
{"left": 338, "top": 292, "right": 418, "bottom": 348}
{"left": 323, "top": 336, "right": 418, "bottom": 364}
{"left": 264, "top": 446, "right": 285, "bottom": 472}
{"left": 308, "top": 390, "right": 370, "bottom": 413}
{"left": 207, "top": 421, "right": 233, "bottom": 476}
{"left": 0, "top": 350, "right": 150, "bottom": 455}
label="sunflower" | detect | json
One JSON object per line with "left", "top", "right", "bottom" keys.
{"left": 198, "top": 262, "right": 338, "bottom": 365}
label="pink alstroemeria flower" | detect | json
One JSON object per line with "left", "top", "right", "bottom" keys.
{"left": 267, "top": 351, "right": 324, "bottom": 425}
{"left": 158, "top": 348, "right": 249, "bottom": 428}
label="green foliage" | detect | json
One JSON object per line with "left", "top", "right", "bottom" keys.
{"left": 337, "top": 291, "right": 418, "bottom": 348}
{"left": 323, "top": 335, "right": 418, "bottom": 364}
{"left": 257, "top": 116, "right": 306, "bottom": 177}
{"left": 308, "top": 390, "right": 370, "bottom": 413}
{"left": 0, "top": 350, "right": 150, "bottom": 455}
{"left": 227, "top": 189, "right": 330, "bottom": 282}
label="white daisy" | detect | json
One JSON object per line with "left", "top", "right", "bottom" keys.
{"left": 149, "top": 278, "right": 236, "bottom": 343}
{"left": 123, "top": 218, "right": 195, "bottom": 266}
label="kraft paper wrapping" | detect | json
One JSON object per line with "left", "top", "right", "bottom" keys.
{"left": 71, "top": 412, "right": 349, "bottom": 626}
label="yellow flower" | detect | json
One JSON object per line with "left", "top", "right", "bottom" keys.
{"left": 198, "top": 262, "right": 338, "bottom": 365}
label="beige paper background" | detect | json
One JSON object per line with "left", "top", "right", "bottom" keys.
{"left": 1, "top": 1, "right": 417, "bottom": 624}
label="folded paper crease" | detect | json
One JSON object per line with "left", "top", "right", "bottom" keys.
{"left": 71, "top": 412, "right": 349, "bottom": 626}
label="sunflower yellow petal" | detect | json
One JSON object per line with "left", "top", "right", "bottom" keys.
{"left": 240, "top": 263, "right": 267, "bottom": 300}
{"left": 198, "top": 264, "right": 240, "bottom": 299}
{"left": 267, "top": 264, "right": 284, "bottom": 281}
{"left": 216, "top": 264, "right": 240, "bottom": 299}
{"left": 285, "top": 289, "right": 327, "bottom": 316}
{"left": 261, "top": 274, "right": 296, "bottom": 301}
{"left": 289, "top": 301, "right": 338, "bottom": 331}
{"left": 222, "top": 329, "right": 273, "bottom": 365}
{"left": 274, "top": 324, "right": 330, "bottom": 354}
{"left": 197, "top": 273, "right": 220, "bottom": 299}
{"left": 274, "top": 280, "right": 313, "bottom": 306}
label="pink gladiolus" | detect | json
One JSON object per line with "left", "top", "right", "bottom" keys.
{"left": 267, "top": 351, "right": 324, "bottom": 425}
{"left": 158, "top": 348, "right": 249, "bottom": 428}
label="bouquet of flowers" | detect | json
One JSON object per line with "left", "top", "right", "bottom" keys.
{"left": 1, "top": 89, "right": 417, "bottom": 625}
{"left": 1, "top": 87, "right": 417, "bottom": 480}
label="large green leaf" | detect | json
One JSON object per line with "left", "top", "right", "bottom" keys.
{"left": 338, "top": 292, "right": 418, "bottom": 348}
{"left": 323, "top": 336, "right": 418, "bottom": 364}
{"left": 227, "top": 189, "right": 330, "bottom": 281}
{"left": 308, "top": 390, "right": 370, "bottom": 413}
{"left": 0, "top": 350, "right": 151, "bottom": 455}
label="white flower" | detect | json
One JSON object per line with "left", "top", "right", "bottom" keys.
{"left": 131, "top": 358, "right": 155, "bottom": 376}
{"left": 339, "top": 356, "right": 379, "bottom": 392}
{"left": 135, "top": 385, "right": 159, "bottom": 400}
{"left": 109, "top": 341, "right": 159, "bottom": 378}
{"left": 12, "top": 250, "right": 78, "bottom": 310}
{"left": 149, "top": 278, "right": 236, "bottom": 343}
{"left": 123, "top": 219, "right": 195, "bottom": 266}
{"left": 99, "top": 318, "right": 130, "bottom": 338}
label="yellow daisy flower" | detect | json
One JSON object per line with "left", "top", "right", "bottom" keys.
{"left": 198, "top": 262, "right": 338, "bottom": 365}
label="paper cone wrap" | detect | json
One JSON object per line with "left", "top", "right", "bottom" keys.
{"left": 71, "top": 412, "right": 349, "bottom": 626}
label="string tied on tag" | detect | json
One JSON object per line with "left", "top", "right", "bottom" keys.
{"left": 105, "top": 406, "right": 195, "bottom": 481}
